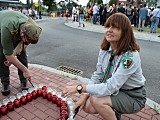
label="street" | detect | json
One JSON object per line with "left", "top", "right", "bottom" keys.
{"left": 27, "top": 18, "right": 160, "bottom": 104}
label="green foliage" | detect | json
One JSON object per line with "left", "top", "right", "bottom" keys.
{"left": 109, "top": 0, "right": 118, "bottom": 6}
{"left": 71, "top": 76, "right": 78, "bottom": 80}
{"left": 96, "top": 0, "right": 103, "bottom": 4}
{"left": 87, "top": 0, "right": 103, "bottom": 6}
{"left": 42, "top": 0, "right": 57, "bottom": 11}
{"left": 26, "top": 0, "right": 30, "bottom": 8}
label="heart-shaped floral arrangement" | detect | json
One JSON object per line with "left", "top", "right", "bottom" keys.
{"left": 0, "top": 84, "right": 75, "bottom": 120}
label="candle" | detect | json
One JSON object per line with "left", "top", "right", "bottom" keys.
{"left": 2, "top": 98, "right": 9, "bottom": 106}
{"left": 61, "top": 110, "right": 68, "bottom": 119}
{"left": 38, "top": 83, "right": 43, "bottom": 88}
{"left": 42, "top": 86, "right": 47, "bottom": 91}
{"left": 28, "top": 88, "right": 34, "bottom": 93}
{"left": 47, "top": 92, "right": 52, "bottom": 101}
{"left": 61, "top": 101, "right": 68, "bottom": 107}
{"left": 0, "top": 105, "right": 8, "bottom": 115}
{"left": 14, "top": 99, "right": 21, "bottom": 108}
{"left": 66, "top": 98, "right": 74, "bottom": 106}
{"left": 33, "top": 85, "right": 38, "bottom": 91}
{"left": 56, "top": 92, "right": 62, "bottom": 98}
{"left": 7, "top": 102, "right": 14, "bottom": 111}
{"left": 22, "top": 90, "right": 28, "bottom": 96}
{"left": 37, "top": 88, "right": 42, "bottom": 96}
{"left": 20, "top": 96, "right": 27, "bottom": 105}
{"left": 42, "top": 90, "right": 47, "bottom": 99}
{"left": 60, "top": 106, "right": 68, "bottom": 113}
{"left": 9, "top": 96, "right": 16, "bottom": 103}
{"left": 56, "top": 98, "right": 62, "bottom": 107}
{"left": 16, "top": 93, "right": 23, "bottom": 100}
{"left": 46, "top": 87, "right": 52, "bottom": 93}
{"left": 51, "top": 89, "right": 57, "bottom": 95}
{"left": 52, "top": 95, "right": 57, "bottom": 104}
{"left": 31, "top": 90, "right": 37, "bottom": 99}
{"left": 26, "top": 93, "right": 32, "bottom": 102}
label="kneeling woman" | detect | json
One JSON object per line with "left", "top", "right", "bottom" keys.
{"left": 62, "top": 13, "right": 146, "bottom": 120}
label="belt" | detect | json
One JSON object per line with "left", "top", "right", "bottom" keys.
{"left": 120, "top": 86, "right": 144, "bottom": 91}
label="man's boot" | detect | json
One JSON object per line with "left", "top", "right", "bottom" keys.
{"left": 1, "top": 84, "right": 10, "bottom": 96}
{"left": 21, "top": 81, "right": 29, "bottom": 91}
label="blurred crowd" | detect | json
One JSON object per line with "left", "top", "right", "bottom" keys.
{"left": 0, "top": 6, "right": 40, "bottom": 20}
{"left": 69, "top": 2, "right": 160, "bottom": 33}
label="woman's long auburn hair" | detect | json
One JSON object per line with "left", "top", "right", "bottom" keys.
{"left": 100, "top": 13, "right": 140, "bottom": 55}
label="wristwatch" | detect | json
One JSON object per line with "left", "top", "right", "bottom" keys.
{"left": 76, "top": 84, "right": 83, "bottom": 94}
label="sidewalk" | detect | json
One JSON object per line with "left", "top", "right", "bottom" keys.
{"left": 0, "top": 17, "right": 159, "bottom": 120}
{"left": 65, "top": 20, "right": 160, "bottom": 42}
{"left": 0, "top": 64, "right": 160, "bottom": 120}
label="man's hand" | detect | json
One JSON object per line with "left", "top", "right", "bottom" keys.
{"left": 4, "top": 61, "right": 11, "bottom": 66}
{"left": 23, "top": 70, "right": 31, "bottom": 81}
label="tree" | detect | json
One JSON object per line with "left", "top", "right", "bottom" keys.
{"left": 26, "top": 0, "right": 30, "bottom": 8}
{"left": 109, "top": 0, "right": 118, "bottom": 6}
{"left": 30, "top": 0, "right": 33, "bottom": 8}
{"left": 43, "top": 0, "right": 56, "bottom": 11}
{"left": 87, "top": 0, "right": 103, "bottom": 7}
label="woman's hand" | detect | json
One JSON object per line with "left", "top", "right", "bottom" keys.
{"left": 62, "top": 85, "right": 77, "bottom": 97}
{"left": 73, "top": 94, "right": 89, "bottom": 112}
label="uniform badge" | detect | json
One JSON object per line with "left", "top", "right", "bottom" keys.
{"left": 122, "top": 52, "right": 133, "bottom": 69}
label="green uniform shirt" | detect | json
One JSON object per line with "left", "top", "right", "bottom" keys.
{"left": 0, "top": 10, "right": 28, "bottom": 55}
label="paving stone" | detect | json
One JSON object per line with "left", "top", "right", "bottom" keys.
{"left": 0, "top": 65, "right": 159, "bottom": 120}
{"left": 32, "top": 109, "right": 49, "bottom": 120}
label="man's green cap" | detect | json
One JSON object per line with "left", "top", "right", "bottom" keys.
{"left": 21, "top": 17, "right": 42, "bottom": 44}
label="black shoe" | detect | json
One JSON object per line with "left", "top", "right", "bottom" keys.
{"left": 138, "top": 29, "right": 140, "bottom": 32}
{"left": 83, "top": 24, "right": 85, "bottom": 27}
{"left": 141, "top": 30, "right": 143, "bottom": 32}
{"left": 1, "top": 84, "right": 10, "bottom": 96}
{"left": 21, "top": 81, "right": 29, "bottom": 91}
{"left": 158, "top": 35, "right": 160, "bottom": 37}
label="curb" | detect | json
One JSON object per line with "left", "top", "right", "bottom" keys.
{"left": 64, "top": 21, "right": 160, "bottom": 42}
{"left": 29, "top": 63, "right": 160, "bottom": 113}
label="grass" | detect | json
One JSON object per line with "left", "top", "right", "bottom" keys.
{"left": 133, "top": 26, "right": 160, "bottom": 33}
{"left": 85, "top": 18, "right": 160, "bottom": 33}
{"left": 71, "top": 76, "right": 78, "bottom": 80}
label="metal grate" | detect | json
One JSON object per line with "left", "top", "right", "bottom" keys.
{"left": 56, "top": 65, "right": 83, "bottom": 76}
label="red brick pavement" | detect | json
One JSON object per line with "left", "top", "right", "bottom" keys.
{"left": 0, "top": 65, "right": 160, "bottom": 120}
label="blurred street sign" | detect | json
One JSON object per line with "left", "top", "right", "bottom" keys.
{"left": 34, "top": 2, "right": 38, "bottom": 7}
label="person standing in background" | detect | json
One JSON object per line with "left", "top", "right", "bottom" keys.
{"left": 93, "top": 3, "right": 99, "bottom": 24}
{"left": 138, "top": 4, "right": 148, "bottom": 32}
{"left": 78, "top": 5, "right": 85, "bottom": 27}
{"left": 150, "top": 5, "right": 160, "bottom": 33}
{"left": 72, "top": 5, "right": 76, "bottom": 22}
{"left": 99, "top": 4, "right": 104, "bottom": 25}
{"left": 65, "top": 8, "right": 69, "bottom": 23}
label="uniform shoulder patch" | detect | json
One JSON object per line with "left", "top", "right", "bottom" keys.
{"left": 122, "top": 52, "right": 133, "bottom": 69}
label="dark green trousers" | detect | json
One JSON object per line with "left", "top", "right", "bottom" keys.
{"left": 0, "top": 34, "right": 28, "bottom": 85}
